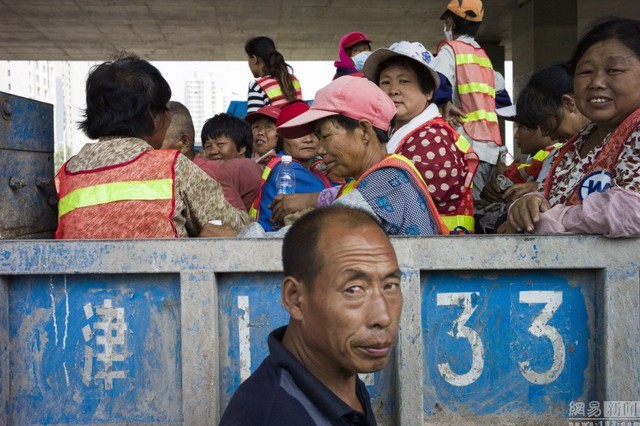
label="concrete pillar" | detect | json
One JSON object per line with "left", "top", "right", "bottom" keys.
{"left": 479, "top": 43, "right": 507, "bottom": 144}
{"left": 512, "top": 0, "right": 577, "bottom": 97}
{"left": 511, "top": 0, "right": 577, "bottom": 158}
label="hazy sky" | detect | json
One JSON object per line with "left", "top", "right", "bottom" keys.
{"left": 152, "top": 61, "right": 336, "bottom": 106}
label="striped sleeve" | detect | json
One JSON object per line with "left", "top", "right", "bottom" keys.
{"left": 247, "top": 80, "right": 269, "bottom": 113}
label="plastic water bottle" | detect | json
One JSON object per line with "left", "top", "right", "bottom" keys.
{"left": 498, "top": 146, "right": 515, "bottom": 167}
{"left": 276, "top": 155, "right": 296, "bottom": 195}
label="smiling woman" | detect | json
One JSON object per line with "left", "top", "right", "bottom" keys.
{"left": 507, "top": 18, "right": 640, "bottom": 237}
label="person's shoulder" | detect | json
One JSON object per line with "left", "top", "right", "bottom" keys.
{"left": 416, "top": 117, "right": 456, "bottom": 136}
{"left": 176, "top": 153, "right": 212, "bottom": 176}
{"left": 363, "top": 164, "right": 414, "bottom": 189}
{"left": 219, "top": 358, "right": 314, "bottom": 426}
{"left": 220, "top": 157, "right": 261, "bottom": 174}
{"left": 219, "top": 358, "right": 276, "bottom": 424}
{"left": 192, "top": 156, "right": 221, "bottom": 178}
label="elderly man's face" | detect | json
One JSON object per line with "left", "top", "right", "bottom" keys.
{"left": 300, "top": 223, "right": 402, "bottom": 375}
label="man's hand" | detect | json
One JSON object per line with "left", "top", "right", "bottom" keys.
{"left": 269, "top": 193, "right": 319, "bottom": 226}
{"left": 507, "top": 194, "right": 551, "bottom": 233}
{"left": 443, "top": 101, "right": 466, "bottom": 129}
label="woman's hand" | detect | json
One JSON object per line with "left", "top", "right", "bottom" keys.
{"left": 269, "top": 193, "right": 319, "bottom": 225}
{"left": 503, "top": 182, "right": 539, "bottom": 204}
{"left": 507, "top": 194, "right": 551, "bottom": 233}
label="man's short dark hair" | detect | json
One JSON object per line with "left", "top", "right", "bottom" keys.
{"left": 201, "top": 113, "right": 253, "bottom": 158}
{"left": 167, "top": 101, "right": 195, "bottom": 145}
{"left": 79, "top": 54, "right": 172, "bottom": 140}
{"left": 282, "top": 207, "right": 385, "bottom": 285}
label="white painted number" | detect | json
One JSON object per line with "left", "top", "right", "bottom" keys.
{"left": 238, "top": 296, "right": 251, "bottom": 382}
{"left": 436, "top": 292, "right": 485, "bottom": 386}
{"left": 518, "top": 291, "right": 565, "bottom": 384}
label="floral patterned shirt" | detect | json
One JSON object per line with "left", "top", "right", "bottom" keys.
{"left": 543, "top": 123, "right": 640, "bottom": 206}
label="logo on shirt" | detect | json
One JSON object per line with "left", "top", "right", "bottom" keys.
{"left": 578, "top": 170, "right": 612, "bottom": 201}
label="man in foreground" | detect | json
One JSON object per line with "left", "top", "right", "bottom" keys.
{"left": 220, "top": 206, "right": 403, "bottom": 425}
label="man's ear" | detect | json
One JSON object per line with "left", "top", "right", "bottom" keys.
{"left": 179, "top": 133, "right": 191, "bottom": 148}
{"left": 561, "top": 94, "right": 577, "bottom": 112}
{"left": 281, "top": 276, "right": 305, "bottom": 321}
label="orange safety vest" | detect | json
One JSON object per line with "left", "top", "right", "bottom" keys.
{"left": 393, "top": 117, "right": 479, "bottom": 234}
{"left": 438, "top": 39, "right": 502, "bottom": 146}
{"left": 56, "top": 150, "right": 179, "bottom": 239}
{"left": 255, "top": 75, "right": 303, "bottom": 109}
{"left": 544, "top": 107, "right": 640, "bottom": 206}
{"left": 337, "top": 154, "right": 449, "bottom": 235}
{"left": 249, "top": 156, "right": 332, "bottom": 220}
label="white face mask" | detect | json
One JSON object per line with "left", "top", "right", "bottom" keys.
{"left": 351, "top": 51, "right": 372, "bottom": 71}
{"left": 444, "top": 23, "right": 454, "bottom": 41}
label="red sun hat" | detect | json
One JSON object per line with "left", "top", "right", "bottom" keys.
{"left": 342, "top": 31, "right": 371, "bottom": 48}
{"left": 276, "top": 100, "right": 311, "bottom": 138}
{"left": 244, "top": 105, "right": 281, "bottom": 124}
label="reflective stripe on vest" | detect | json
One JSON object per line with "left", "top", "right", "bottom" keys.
{"left": 249, "top": 156, "right": 280, "bottom": 219}
{"left": 450, "top": 133, "right": 478, "bottom": 234}
{"left": 516, "top": 142, "right": 563, "bottom": 182}
{"left": 442, "top": 130, "right": 476, "bottom": 234}
{"left": 454, "top": 53, "right": 493, "bottom": 69}
{"left": 58, "top": 179, "right": 172, "bottom": 217}
{"left": 457, "top": 82, "right": 495, "bottom": 97}
{"left": 256, "top": 76, "right": 303, "bottom": 109}
{"left": 439, "top": 40, "right": 502, "bottom": 145}
{"left": 442, "top": 214, "right": 475, "bottom": 233}
{"left": 337, "top": 154, "right": 449, "bottom": 235}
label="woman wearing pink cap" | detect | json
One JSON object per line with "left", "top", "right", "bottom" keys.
{"left": 278, "top": 76, "right": 448, "bottom": 236}
{"left": 250, "top": 100, "right": 336, "bottom": 232}
{"left": 333, "top": 31, "right": 373, "bottom": 80}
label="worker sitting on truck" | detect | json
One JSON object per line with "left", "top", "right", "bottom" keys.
{"left": 55, "top": 54, "right": 251, "bottom": 239}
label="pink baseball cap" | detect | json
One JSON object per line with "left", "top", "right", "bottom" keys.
{"left": 277, "top": 76, "right": 396, "bottom": 139}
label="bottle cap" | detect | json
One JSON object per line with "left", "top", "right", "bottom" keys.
{"left": 281, "top": 155, "right": 293, "bottom": 163}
